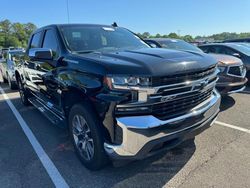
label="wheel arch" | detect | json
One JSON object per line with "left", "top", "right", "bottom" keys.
{"left": 62, "top": 87, "right": 112, "bottom": 142}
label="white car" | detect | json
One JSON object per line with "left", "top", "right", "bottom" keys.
{"left": 0, "top": 49, "right": 25, "bottom": 89}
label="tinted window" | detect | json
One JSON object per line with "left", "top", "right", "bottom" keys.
{"left": 200, "top": 46, "right": 220, "bottom": 53}
{"left": 217, "top": 46, "right": 236, "bottom": 55}
{"left": 60, "top": 26, "right": 149, "bottom": 53}
{"left": 228, "top": 44, "right": 250, "bottom": 56}
{"left": 42, "top": 30, "right": 58, "bottom": 58}
{"left": 158, "top": 39, "right": 203, "bottom": 53}
{"left": 30, "top": 32, "right": 42, "bottom": 48}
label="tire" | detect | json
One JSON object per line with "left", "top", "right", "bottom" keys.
{"left": 3, "top": 76, "right": 8, "bottom": 83}
{"left": 68, "top": 103, "right": 108, "bottom": 170}
{"left": 7, "top": 74, "right": 17, "bottom": 90}
{"left": 17, "top": 79, "right": 30, "bottom": 106}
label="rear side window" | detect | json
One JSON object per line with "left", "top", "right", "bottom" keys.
{"left": 199, "top": 46, "right": 209, "bottom": 53}
{"left": 42, "top": 29, "right": 59, "bottom": 58}
{"left": 217, "top": 46, "right": 236, "bottom": 55}
{"left": 30, "top": 32, "right": 42, "bottom": 48}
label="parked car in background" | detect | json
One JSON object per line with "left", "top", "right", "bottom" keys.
{"left": 224, "top": 38, "right": 250, "bottom": 43}
{"left": 199, "top": 43, "right": 250, "bottom": 79}
{"left": 0, "top": 49, "right": 25, "bottom": 89}
{"left": 145, "top": 38, "right": 204, "bottom": 53}
{"left": 15, "top": 24, "right": 220, "bottom": 170}
{"left": 145, "top": 38, "right": 247, "bottom": 95}
{"left": 210, "top": 54, "right": 247, "bottom": 94}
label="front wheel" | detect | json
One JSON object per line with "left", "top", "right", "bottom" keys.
{"left": 17, "top": 79, "right": 30, "bottom": 106}
{"left": 7, "top": 74, "right": 17, "bottom": 90}
{"left": 3, "top": 76, "right": 8, "bottom": 83}
{"left": 68, "top": 103, "right": 108, "bottom": 170}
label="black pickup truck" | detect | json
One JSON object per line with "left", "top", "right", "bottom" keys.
{"left": 15, "top": 24, "right": 221, "bottom": 170}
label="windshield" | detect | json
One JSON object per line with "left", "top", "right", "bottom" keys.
{"left": 228, "top": 43, "right": 250, "bottom": 56}
{"left": 9, "top": 51, "right": 25, "bottom": 55}
{"left": 59, "top": 25, "right": 149, "bottom": 53}
{"left": 158, "top": 39, "right": 203, "bottom": 53}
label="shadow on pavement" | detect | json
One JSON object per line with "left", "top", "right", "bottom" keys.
{"left": 92, "top": 139, "right": 196, "bottom": 188}
{"left": 220, "top": 95, "right": 235, "bottom": 112}
{"left": 0, "top": 83, "right": 197, "bottom": 188}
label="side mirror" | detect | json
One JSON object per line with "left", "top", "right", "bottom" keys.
{"left": 29, "top": 48, "right": 53, "bottom": 60}
{"left": 232, "top": 53, "right": 241, "bottom": 58}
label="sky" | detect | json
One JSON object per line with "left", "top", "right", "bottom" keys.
{"left": 1, "top": 0, "right": 250, "bottom": 36}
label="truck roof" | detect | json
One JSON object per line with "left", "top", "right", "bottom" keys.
{"left": 34, "top": 23, "right": 116, "bottom": 33}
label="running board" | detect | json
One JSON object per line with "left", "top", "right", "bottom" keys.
{"left": 28, "top": 97, "right": 67, "bottom": 128}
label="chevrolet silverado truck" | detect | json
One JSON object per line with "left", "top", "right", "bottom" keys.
{"left": 15, "top": 24, "right": 221, "bottom": 170}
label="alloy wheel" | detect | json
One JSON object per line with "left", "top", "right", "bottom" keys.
{"left": 72, "top": 115, "right": 94, "bottom": 161}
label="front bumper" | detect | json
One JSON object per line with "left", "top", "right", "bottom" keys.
{"left": 104, "top": 89, "right": 221, "bottom": 160}
{"left": 216, "top": 77, "right": 248, "bottom": 95}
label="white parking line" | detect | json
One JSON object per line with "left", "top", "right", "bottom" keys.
{"left": 0, "top": 86, "right": 69, "bottom": 188}
{"left": 240, "top": 91, "right": 250, "bottom": 94}
{"left": 215, "top": 121, "right": 250, "bottom": 134}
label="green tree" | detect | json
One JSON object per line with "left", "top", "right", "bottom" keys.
{"left": 0, "top": 19, "right": 36, "bottom": 48}
{"left": 168, "top": 32, "right": 179, "bottom": 39}
{"left": 182, "top": 35, "right": 194, "bottom": 42}
{"left": 142, "top": 32, "right": 150, "bottom": 38}
{"left": 155, "top": 33, "right": 161, "bottom": 38}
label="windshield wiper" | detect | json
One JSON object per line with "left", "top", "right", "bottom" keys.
{"left": 75, "top": 50, "right": 100, "bottom": 54}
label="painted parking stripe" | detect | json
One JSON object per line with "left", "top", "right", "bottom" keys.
{"left": 240, "top": 91, "right": 250, "bottom": 94}
{"left": 0, "top": 86, "right": 69, "bottom": 188}
{"left": 215, "top": 121, "right": 250, "bottom": 134}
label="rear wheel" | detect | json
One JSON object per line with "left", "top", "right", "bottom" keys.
{"left": 68, "top": 103, "right": 108, "bottom": 170}
{"left": 17, "top": 79, "right": 30, "bottom": 106}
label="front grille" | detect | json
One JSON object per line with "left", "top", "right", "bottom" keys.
{"left": 228, "top": 66, "right": 245, "bottom": 77}
{"left": 115, "top": 66, "right": 217, "bottom": 121}
{"left": 152, "top": 88, "right": 213, "bottom": 120}
{"left": 152, "top": 65, "right": 216, "bottom": 86}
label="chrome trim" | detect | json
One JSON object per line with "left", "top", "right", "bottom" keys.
{"left": 226, "top": 65, "right": 246, "bottom": 78}
{"left": 149, "top": 77, "right": 218, "bottom": 100}
{"left": 117, "top": 89, "right": 220, "bottom": 129}
{"left": 227, "top": 86, "right": 246, "bottom": 94}
{"left": 104, "top": 89, "right": 221, "bottom": 158}
{"left": 112, "top": 69, "right": 219, "bottom": 95}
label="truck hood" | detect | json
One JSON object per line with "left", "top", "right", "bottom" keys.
{"left": 76, "top": 48, "right": 217, "bottom": 76}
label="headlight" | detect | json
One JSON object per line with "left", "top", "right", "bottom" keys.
{"left": 105, "top": 76, "right": 151, "bottom": 89}
{"left": 218, "top": 66, "right": 226, "bottom": 73}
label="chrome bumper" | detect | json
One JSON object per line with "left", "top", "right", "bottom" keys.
{"left": 104, "top": 89, "right": 221, "bottom": 159}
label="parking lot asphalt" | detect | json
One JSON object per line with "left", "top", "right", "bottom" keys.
{"left": 0, "top": 80, "right": 250, "bottom": 188}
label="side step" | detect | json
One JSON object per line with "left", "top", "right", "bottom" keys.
{"left": 28, "top": 97, "right": 67, "bottom": 128}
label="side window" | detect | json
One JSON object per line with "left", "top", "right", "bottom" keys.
{"left": 200, "top": 46, "right": 209, "bottom": 53}
{"left": 3, "top": 51, "right": 8, "bottom": 59}
{"left": 218, "top": 47, "right": 236, "bottom": 56}
{"left": 30, "top": 32, "right": 42, "bottom": 48}
{"left": 42, "top": 30, "right": 59, "bottom": 59}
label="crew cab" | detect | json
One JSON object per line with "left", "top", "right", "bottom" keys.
{"left": 15, "top": 24, "right": 221, "bottom": 170}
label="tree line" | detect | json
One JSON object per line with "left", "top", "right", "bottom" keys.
{"left": 137, "top": 32, "right": 250, "bottom": 42}
{"left": 1, "top": 19, "right": 250, "bottom": 48}
{"left": 0, "top": 19, "right": 37, "bottom": 48}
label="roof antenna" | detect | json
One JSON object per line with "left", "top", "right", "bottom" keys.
{"left": 112, "top": 22, "right": 118, "bottom": 27}
{"left": 66, "top": 0, "right": 70, "bottom": 23}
